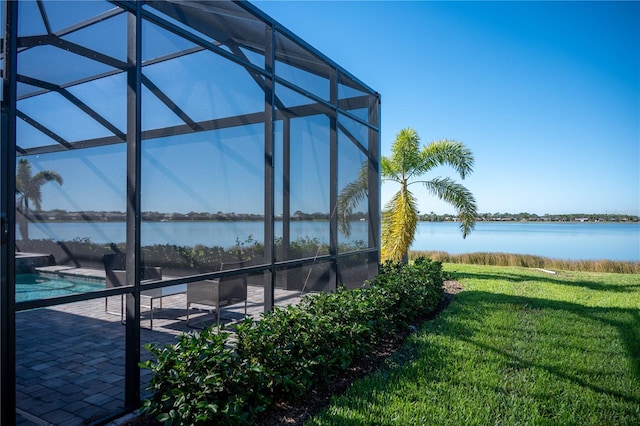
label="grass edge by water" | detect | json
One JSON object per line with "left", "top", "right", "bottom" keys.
{"left": 410, "top": 250, "right": 640, "bottom": 274}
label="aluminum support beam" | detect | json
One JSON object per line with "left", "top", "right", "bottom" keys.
{"left": 263, "top": 24, "right": 275, "bottom": 312}
{"left": 124, "top": 5, "right": 142, "bottom": 410}
{"left": 1, "top": 2, "right": 18, "bottom": 424}
{"left": 329, "top": 69, "right": 338, "bottom": 290}
{"left": 368, "top": 94, "right": 381, "bottom": 277}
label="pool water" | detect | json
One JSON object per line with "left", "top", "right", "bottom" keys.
{"left": 16, "top": 273, "right": 104, "bottom": 302}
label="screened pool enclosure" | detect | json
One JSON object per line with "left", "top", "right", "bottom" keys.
{"left": 0, "top": 1, "right": 380, "bottom": 424}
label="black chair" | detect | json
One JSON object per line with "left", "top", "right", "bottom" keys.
{"left": 103, "top": 253, "right": 163, "bottom": 326}
{"left": 186, "top": 261, "right": 248, "bottom": 328}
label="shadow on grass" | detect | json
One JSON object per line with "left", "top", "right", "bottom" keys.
{"left": 449, "top": 289, "right": 640, "bottom": 403}
{"left": 449, "top": 269, "right": 640, "bottom": 293}
{"left": 306, "top": 269, "right": 640, "bottom": 425}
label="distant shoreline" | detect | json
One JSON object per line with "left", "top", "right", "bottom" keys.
{"left": 23, "top": 210, "right": 640, "bottom": 223}
{"left": 27, "top": 218, "right": 640, "bottom": 224}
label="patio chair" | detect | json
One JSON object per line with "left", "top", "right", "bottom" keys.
{"left": 186, "top": 260, "right": 248, "bottom": 328}
{"left": 103, "top": 253, "right": 163, "bottom": 326}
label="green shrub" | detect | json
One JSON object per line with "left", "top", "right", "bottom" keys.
{"left": 141, "top": 327, "right": 271, "bottom": 425}
{"left": 141, "top": 257, "right": 444, "bottom": 425}
{"left": 234, "top": 289, "right": 378, "bottom": 400}
{"left": 373, "top": 257, "right": 444, "bottom": 329}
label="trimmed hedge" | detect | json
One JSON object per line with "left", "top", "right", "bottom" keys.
{"left": 141, "top": 257, "right": 444, "bottom": 425}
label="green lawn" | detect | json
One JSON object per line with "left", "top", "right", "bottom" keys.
{"left": 307, "top": 264, "right": 640, "bottom": 425}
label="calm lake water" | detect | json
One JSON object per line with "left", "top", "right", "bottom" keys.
{"left": 413, "top": 221, "right": 639, "bottom": 262}
{"left": 24, "top": 221, "right": 640, "bottom": 261}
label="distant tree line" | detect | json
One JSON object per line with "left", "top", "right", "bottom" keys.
{"left": 25, "top": 210, "right": 367, "bottom": 222}
{"left": 21, "top": 209, "right": 639, "bottom": 223}
{"left": 419, "top": 212, "right": 639, "bottom": 223}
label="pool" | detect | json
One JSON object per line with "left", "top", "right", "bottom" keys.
{"left": 16, "top": 273, "right": 104, "bottom": 302}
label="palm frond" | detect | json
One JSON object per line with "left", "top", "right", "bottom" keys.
{"left": 419, "top": 139, "right": 474, "bottom": 179}
{"left": 380, "top": 156, "right": 401, "bottom": 182}
{"left": 381, "top": 188, "right": 418, "bottom": 262}
{"left": 389, "top": 128, "right": 422, "bottom": 180}
{"left": 33, "top": 171, "right": 64, "bottom": 187}
{"left": 15, "top": 160, "right": 63, "bottom": 211}
{"left": 16, "top": 159, "right": 32, "bottom": 195}
{"left": 30, "top": 171, "right": 63, "bottom": 211}
{"left": 337, "top": 163, "right": 368, "bottom": 237}
{"left": 422, "top": 177, "right": 478, "bottom": 237}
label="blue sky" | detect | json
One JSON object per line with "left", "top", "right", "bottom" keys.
{"left": 257, "top": 0, "right": 640, "bottom": 216}
{"left": 24, "top": 1, "right": 639, "bottom": 216}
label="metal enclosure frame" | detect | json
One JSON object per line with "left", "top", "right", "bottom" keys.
{"left": 0, "top": 1, "right": 380, "bottom": 423}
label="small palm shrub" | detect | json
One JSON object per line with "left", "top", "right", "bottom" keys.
{"left": 141, "top": 257, "right": 444, "bottom": 425}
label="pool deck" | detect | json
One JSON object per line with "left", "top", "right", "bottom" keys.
{"left": 34, "top": 265, "right": 107, "bottom": 280}
{"left": 15, "top": 271, "right": 303, "bottom": 426}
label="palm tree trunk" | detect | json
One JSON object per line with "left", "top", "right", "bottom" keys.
{"left": 17, "top": 198, "right": 29, "bottom": 241}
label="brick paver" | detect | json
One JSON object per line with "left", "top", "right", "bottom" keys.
{"left": 16, "top": 284, "right": 302, "bottom": 425}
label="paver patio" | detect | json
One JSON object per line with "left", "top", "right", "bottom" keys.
{"left": 16, "top": 283, "right": 302, "bottom": 425}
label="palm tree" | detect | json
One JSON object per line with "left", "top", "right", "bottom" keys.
{"left": 381, "top": 127, "right": 477, "bottom": 262}
{"left": 337, "top": 162, "right": 369, "bottom": 238}
{"left": 16, "top": 159, "right": 63, "bottom": 240}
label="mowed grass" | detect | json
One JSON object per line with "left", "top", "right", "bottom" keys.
{"left": 307, "top": 264, "right": 640, "bottom": 425}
